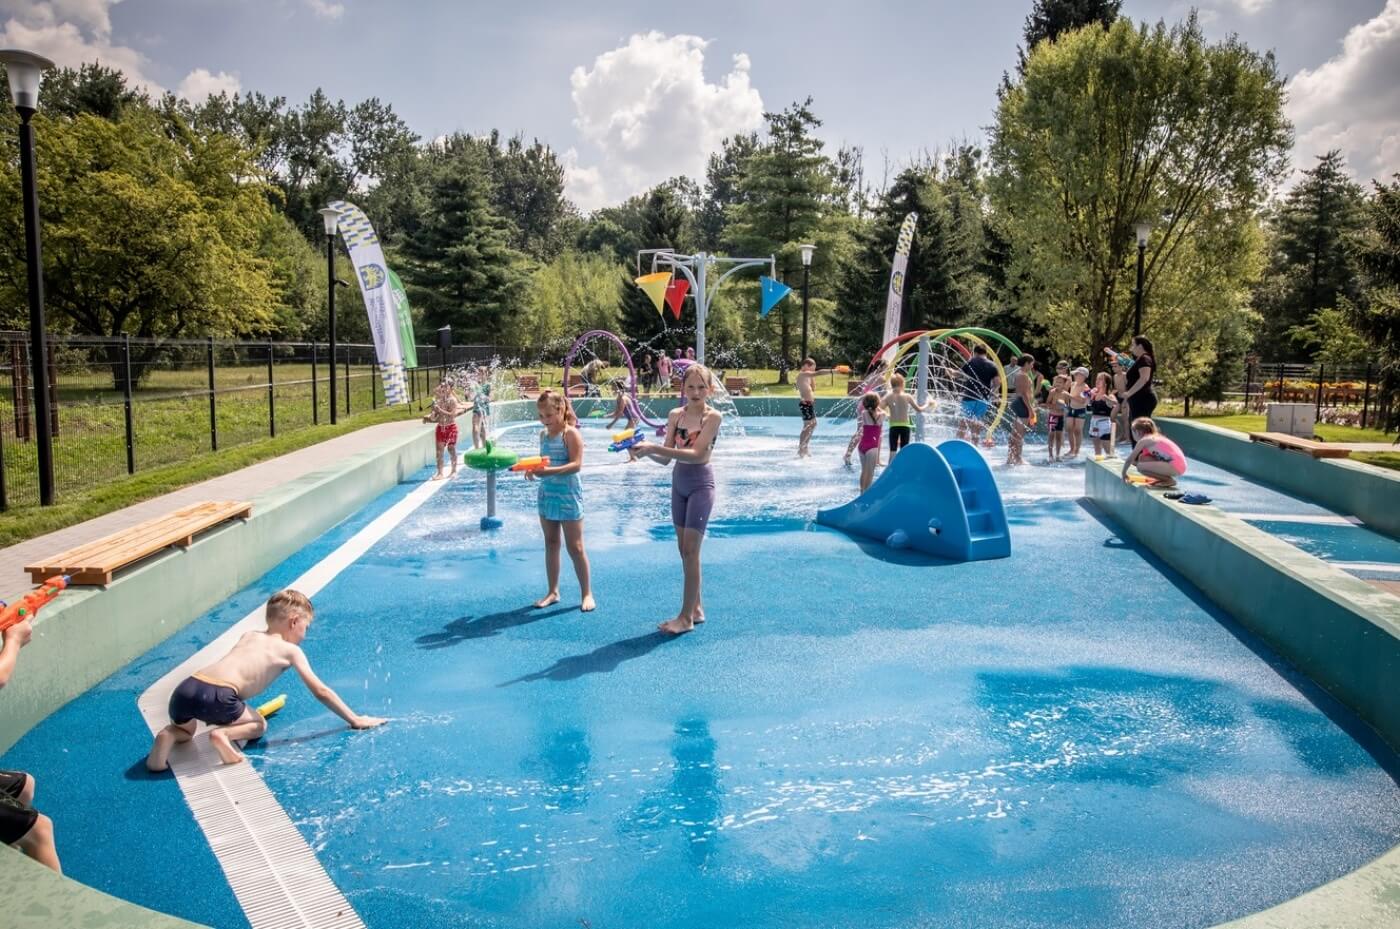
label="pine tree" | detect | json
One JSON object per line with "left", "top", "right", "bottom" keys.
{"left": 398, "top": 138, "right": 525, "bottom": 341}
{"left": 1345, "top": 175, "right": 1400, "bottom": 431}
{"left": 1016, "top": 0, "right": 1122, "bottom": 73}
{"left": 619, "top": 183, "right": 694, "bottom": 352}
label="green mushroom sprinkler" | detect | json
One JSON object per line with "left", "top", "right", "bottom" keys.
{"left": 462, "top": 440, "right": 519, "bottom": 529}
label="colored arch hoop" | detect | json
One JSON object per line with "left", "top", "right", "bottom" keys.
{"left": 560, "top": 330, "right": 664, "bottom": 431}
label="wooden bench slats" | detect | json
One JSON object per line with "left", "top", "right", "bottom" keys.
{"left": 1248, "top": 432, "right": 1354, "bottom": 459}
{"left": 25, "top": 501, "right": 252, "bottom": 585}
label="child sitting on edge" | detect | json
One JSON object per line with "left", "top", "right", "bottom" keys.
{"left": 471, "top": 379, "right": 492, "bottom": 449}
{"left": 146, "top": 590, "right": 385, "bottom": 771}
{"left": 1122, "top": 417, "right": 1187, "bottom": 488}
{"left": 424, "top": 380, "right": 463, "bottom": 480}
{"left": 881, "top": 372, "right": 929, "bottom": 458}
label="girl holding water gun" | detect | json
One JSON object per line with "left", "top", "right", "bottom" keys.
{"left": 528, "top": 390, "right": 594, "bottom": 612}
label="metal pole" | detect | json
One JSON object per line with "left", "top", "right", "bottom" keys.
{"left": 207, "top": 337, "right": 218, "bottom": 451}
{"left": 1315, "top": 363, "right": 1324, "bottom": 419}
{"left": 311, "top": 341, "right": 319, "bottom": 425}
{"left": 1134, "top": 242, "right": 1145, "bottom": 336}
{"left": 371, "top": 360, "right": 378, "bottom": 410}
{"left": 122, "top": 334, "right": 134, "bottom": 474}
{"left": 344, "top": 352, "right": 351, "bottom": 416}
{"left": 696, "top": 252, "right": 708, "bottom": 365}
{"left": 326, "top": 234, "right": 338, "bottom": 425}
{"left": 800, "top": 263, "right": 810, "bottom": 362}
{"left": 1277, "top": 363, "right": 1284, "bottom": 402}
{"left": 914, "top": 335, "right": 929, "bottom": 444}
{"left": 1243, "top": 361, "right": 1253, "bottom": 413}
{"left": 267, "top": 340, "right": 276, "bottom": 437}
{"left": 1362, "top": 363, "right": 1372, "bottom": 429}
{"left": 17, "top": 110, "right": 54, "bottom": 505}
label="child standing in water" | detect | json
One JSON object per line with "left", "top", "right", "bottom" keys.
{"left": 630, "top": 365, "right": 723, "bottom": 636}
{"left": 1065, "top": 366, "right": 1090, "bottom": 459}
{"left": 1045, "top": 374, "right": 1069, "bottom": 462}
{"left": 1088, "top": 372, "right": 1119, "bottom": 458}
{"left": 423, "top": 380, "right": 463, "bottom": 480}
{"left": 846, "top": 392, "right": 884, "bottom": 492}
{"left": 529, "top": 390, "right": 595, "bottom": 612}
{"left": 795, "top": 357, "right": 819, "bottom": 457}
{"left": 881, "top": 372, "right": 929, "bottom": 458}
{"left": 470, "top": 379, "right": 492, "bottom": 449}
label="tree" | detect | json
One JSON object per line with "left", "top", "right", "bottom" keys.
{"left": 1017, "top": 0, "right": 1122, "bottom": 72}
{"left": 1253, "top": 151, "right": 1367, "bottom": 359}
{"left": 1344, "top": 175, "right": 1400, "bottom": 431}
{"left": 698, "top": 132, "right": 758, "bottom": 249}
{"left": 989, "top": 15, "right": 1290, "bottom": 392}
{"left": 509, "top": 251, "right": 621, "bottom": 349}
{"left": 618, "top": 182, "right": 695, "bottom": 350}
{"left": 397, "top": 136, "right": 525, "bottom": 341}
{"left": 39, "top": 63, "right": 145, "bottom": 120}
{"left": 482, "top": 131, "right": 575, "bottom": 261}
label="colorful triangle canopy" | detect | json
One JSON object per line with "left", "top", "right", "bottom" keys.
{"left": 759, "top": 275, "right": 793, "bottom": 318}
{"left": 634, "top": 272, "right": 672, "bottom": 316}
{"left": 664, "top": 278, "right": 690, "bottom": 319}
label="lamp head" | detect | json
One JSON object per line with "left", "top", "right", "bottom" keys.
{"left": 1134, "top": 221, "right": 1152, "bottom": 248}
{"left": 799, "top": 243, "right": 816, "bottom": 267}
{"left": 318, "top": 206, "right": 341, "bottom": 237}
{"left": 0, "top": 49, "right": 56, "bottom": 112}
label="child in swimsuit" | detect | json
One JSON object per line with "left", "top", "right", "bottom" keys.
{"left": 853, "top": 391, "right": 885, "bottom": 493}
{"left": 471, "top": 379, "right": 491, "bottom": 449}
{"left": 528, "top": 390, "right": 594, "bottom": 612}
{"left": 1007, "top": 354, "right": 1037, "bottom": 466}
{"left": 1088, "top": 372, "right": 1119, "bottom": 459}
{"left": 1122, "top": 417, "right": 1187, "bottom": 488}
{"left": 795, "top": 357, "right": 819, "bottom": 458}
{"left": 630, "top": 365, "right": 723, "bottom": 636}
{"left": 1046, "top": 374, "right": 1069, "bottom": 462}
{"left": 1065, "top": 366, "right": 1090, "bottom": 458}
{"left": 606, "top": 379, "right": 638, "bottom": 431}
{"left": 146, "top": 590, "right": 385, "bottom": 771}
{"left": 423, "top": 380, "right": 463, "bottom": 480}
{"left": 881, "top": 372, "right": 929, "bottom": 458}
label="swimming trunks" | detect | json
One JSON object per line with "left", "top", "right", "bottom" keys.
{"left": 0, "top": 770, "right": 37, "bottom": 846}
{"left": 1065, "top": 407, "right": 1087, "bottom": 419}
{"left": 1048, "top": 414, "right": 1064, "bottom": 433}
{"left": 435, "top": 422, "right": 459, "bottom": 446}
{"left": 888, "top": 425, "right": 911, "bottom": 451}
{"left": 1090, "top": 416, "right": 1113, "bottom": 439}
{"left": 799, "top": 400, "right": 815, "bottom": 422}
{"left": 1010, "top": 397, "right": 1031, "bottom": 420}
{"left": 168, "top": 675, "right": 247, "bottom": 727}
{"left": 537, "top": 431, "right": 583, "bottom": 522}
{"left": 960, "top": 398, "right": 990, "bottom": 420}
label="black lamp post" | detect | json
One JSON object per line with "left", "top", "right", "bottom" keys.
{"left": 319, "top": 207, "right": 341, "bottom": 425}
{"left": 798, "top": 243, "right": 816, "bottom": 361}
{"left": 2, "top": 49, "right": 57, "bottom": 505}
{"left": 1133, "top": 221, "right": 1151, "bottom": 337}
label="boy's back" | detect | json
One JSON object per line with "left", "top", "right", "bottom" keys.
{"left": 197, "top": 630, "right": 299, "bottom": 703}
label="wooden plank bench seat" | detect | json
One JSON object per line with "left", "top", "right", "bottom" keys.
{"left": 1247, "top": 432, "right": 1353, "bottom": 459}
{"left": 723, "top": 376, "right": 750, "bottom": 396}
{"left": 25, "top": 500, "right": 253, "bottom": 585}
{"left": 515, "top": 374, "right": 540, "bottom": 396}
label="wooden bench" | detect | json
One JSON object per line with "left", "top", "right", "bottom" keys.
{"left": 515, "top": 374, "right": 540, "bottom": 396}
{"left": 1248, "top": 432, "right": 1353, "bottom": 459}
{"left": 724, "top": 376, "right": 750, "bottom": 396}
{"left": 25, "top": 500, "right": 253, "bottom": 585}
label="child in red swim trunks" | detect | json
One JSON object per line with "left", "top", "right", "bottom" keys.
{"left": 424, "top": 380, "right": 464, "bottom": 480}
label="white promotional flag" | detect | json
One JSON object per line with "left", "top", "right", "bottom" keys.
{"left": 328, "top": 200, "right": 409, "bottom": 404}
{"left": 879, "top": 213, "right": 918, "bottom": 364}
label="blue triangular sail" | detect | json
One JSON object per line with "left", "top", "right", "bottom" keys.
{"left": 759, "top": 276, "right": 793, "bottom": 318}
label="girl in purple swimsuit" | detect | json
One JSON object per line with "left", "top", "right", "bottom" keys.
{"left": 630, "top": 364, "right": 723, "bottom": 636}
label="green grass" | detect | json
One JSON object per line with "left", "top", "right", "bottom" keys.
{"left": 1181, "top": 412, "right": 1400, "bottom": 472}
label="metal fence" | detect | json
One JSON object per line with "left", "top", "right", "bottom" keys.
{"left": 1184, "top": 360, "right": 1384, "bottom": 429}
{"left": 0, "top": 333, "right": 514, "bottom": 511}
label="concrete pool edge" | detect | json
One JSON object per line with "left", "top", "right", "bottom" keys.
{"left": 1086, "top": 457, "right": 1400, "bottom": 927}
{"left": 1157, "top": 418, "right": 1400, "bottom": 538}
{"left": 0, "top": 421, "right": 440, "bottom": 929}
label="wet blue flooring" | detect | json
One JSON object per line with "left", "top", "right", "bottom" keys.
{"left": 3, "top": 420, "right": 1398, "bottom": 929}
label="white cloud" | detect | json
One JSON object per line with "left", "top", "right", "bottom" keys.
{"left": 565, "top": 32, "right": 764, "bottom": 211}
{"left": 304, "top": 0, "right": 344, "bottom": 20}
{"left": 176, "top": 67, "right": 240, "bottom": 103}
{"left": 0, "top": 15, "right": 161, "bottom": 94}
{"left": 1222, "top": 0, "right": 1271, "bottom": 13}
{"left": 0, "top": 0, "right": 120, "bottom": 37}
{"left": 1286, "top": 0, "right": 1400, "bottom": 184}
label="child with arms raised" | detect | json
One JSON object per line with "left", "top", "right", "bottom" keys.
{"left": 529, "top": 390, "right": 595, "bottom": 612}
{"left": 146, "top": 590, "right": 385, "bottom": 771}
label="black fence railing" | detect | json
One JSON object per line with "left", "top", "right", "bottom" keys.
{"left": 0, "top": 333, "right": 520, "bottom": 511}
{"left": 1182, "top": 360, "right": 1383, "bottom": 429}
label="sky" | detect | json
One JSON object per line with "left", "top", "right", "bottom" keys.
{"left": 2, "top": 0, "right": 1396, "bottom": 210}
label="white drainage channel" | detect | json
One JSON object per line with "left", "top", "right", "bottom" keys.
{"left": 1234, "top": 512, "right": 1364, "bottom": 526}
{"left": 138, "top": 476, "right": 448, "bottom": 929}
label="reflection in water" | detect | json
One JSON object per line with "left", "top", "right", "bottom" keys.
{"left": 535, "top": 727, "right": 591, "bottom": 811}
{"left": 671, "top": 719, "right": 720, "bottom": 869}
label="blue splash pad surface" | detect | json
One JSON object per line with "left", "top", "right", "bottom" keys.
{"left": 4, "top": 419, "right": 1399, "bottom": 929}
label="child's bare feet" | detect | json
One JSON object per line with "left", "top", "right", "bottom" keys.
{"left": 580, "top": 594, "right": 596, "bottom": 612}
{"left": 145, "top": 729, "right": 177, "bottom": 772}
{"left": 431, "top": 471, "right": 445, "bottom": 481}
{"left": 533, "top": 592, "right": 561, "bottom": 608}
{"left": 208, "top": 730, "right": 245, "bottom": 766}
{"left": 658, "top": 616, "right": 696, "bottom": 635}
{"left": 693, "top": 607, "right": 705, "bottom": 625}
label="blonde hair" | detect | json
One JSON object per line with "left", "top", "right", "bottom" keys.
{"left": 267, "top": 589, "right": 313, "bottom": 625}
{"left": 890, "top": 372, "right": 906, "bottom": 388}
{"left": 536, "top": 389, "right": 577, "bottom": 426}
{"left": 681, "top": 363, "right": 713, "bottom": 391}
{"left": 1131, "top": 416, "right": 1159, "bottom": 437}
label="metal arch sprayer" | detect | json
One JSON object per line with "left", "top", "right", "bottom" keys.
{"left": 559, "top": 329, "right": 670, "bottom": 432}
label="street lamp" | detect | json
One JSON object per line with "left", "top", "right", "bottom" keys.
{"left": 319, "top": 206, "right": 341, "bottom": 425}
{"left": 799, "top": 243, "right": 816, "bottom": 361}
{"left": 1133, "top": 221, "right": 1151, "bottom": 337}
{"left": 2, "top": 48, "right": 57, "bottom": 505}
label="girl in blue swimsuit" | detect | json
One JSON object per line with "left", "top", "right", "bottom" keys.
{"left": 528, "top": 390, "right": 595, "bottom": 612}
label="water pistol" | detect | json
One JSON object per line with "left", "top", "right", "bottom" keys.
{"left": 0, "top": 575, "right": 71, "bottom": 634}
{"left": 608, "top": 428, "right": 647, "bottom": 453}
{"left": 510, "top": 456, "right": 550, "bottom": 473}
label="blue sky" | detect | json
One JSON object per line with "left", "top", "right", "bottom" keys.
{"left": 3, "top": 0, "right": 1396, "bottom": 208}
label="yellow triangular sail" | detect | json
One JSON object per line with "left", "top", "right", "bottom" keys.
{"left": 634, "top": 271, "right": 672, "bottom": 316}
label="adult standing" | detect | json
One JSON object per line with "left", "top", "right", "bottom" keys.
{"left": 956, "top": 343, "right": 1001, "bottom": 441}
{"left": 1122, "top": 336, "right": 1158, "bottom": 423}
{"left": 655, "top": 351, "right": 672, "bottom": 395}
{"left": 1007, "top": 354, "right": 1037, "bottom": 466}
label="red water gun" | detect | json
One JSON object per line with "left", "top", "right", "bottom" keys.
{"left": 0, "top": 576, "right": 70, "bottom": 633}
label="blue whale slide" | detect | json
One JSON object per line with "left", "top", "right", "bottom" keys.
{"left": 816, "top": 440, "right": 1010, "bottom": 561}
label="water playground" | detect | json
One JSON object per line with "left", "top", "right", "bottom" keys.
{"left": 1, "top": 315, "right": 1398, "bottom": 929}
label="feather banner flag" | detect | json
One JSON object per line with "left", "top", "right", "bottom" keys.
{"left": 664, "top": 277, "right": 690, "bottom": 319}
{"left": 328, "top": 200, "right": 409, "bottom": 404}
{"left": 635, "top": 272, "right": 672, "bottom": 316}
{"left": 759, "top": 276, "right": 792, "bottom": 318}
{"left": 879, "top": 213, "right": 918, "bottom": 364}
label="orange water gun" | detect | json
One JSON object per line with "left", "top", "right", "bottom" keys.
{"left": 510, "top": 456, "right": 549, "bottom": 473}
{"left": 0, "top": 576, "right": 70, "bottom": 633}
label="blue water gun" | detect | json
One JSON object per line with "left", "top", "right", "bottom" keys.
{"left": 608, "top": 427, "right": 647, "bottom": 453}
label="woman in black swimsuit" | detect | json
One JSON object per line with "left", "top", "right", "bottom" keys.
{"left": 1122, "top": 336, "right": 1157, "bottom": 422}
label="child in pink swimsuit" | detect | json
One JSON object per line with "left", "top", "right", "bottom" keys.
{"left": 853, "top": 392, "right": 884, "bottom": 493}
